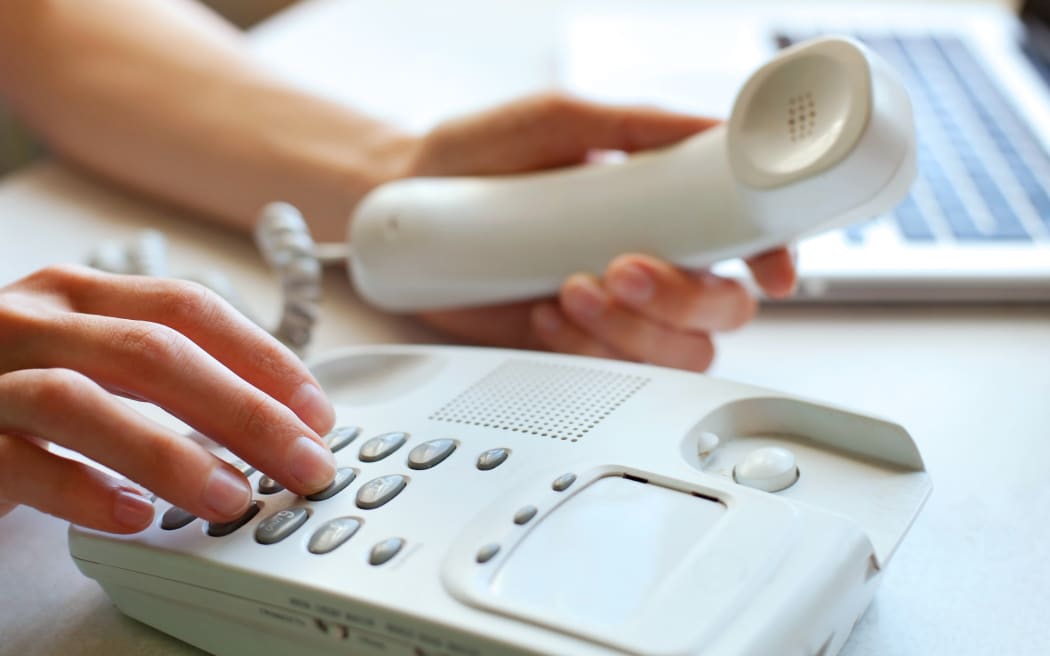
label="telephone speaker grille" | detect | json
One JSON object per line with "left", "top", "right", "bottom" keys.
{"left": 429, "top": 360, "right": 649, "bottom": 442}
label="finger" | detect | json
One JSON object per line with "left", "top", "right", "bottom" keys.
{"left": 557, "top": 275, "right": 716, "bottom": 371}
{"left": 24, "top": 315, "right": 335, "bottom": 496}
{"left": 745, "top": 247, "right": 798, "bottom": 299}
{"left": 28, "top": 265, "right": 333, "bottom": 434}
{"left": 603, "top": 254, "right": 757, "bottom": 332}
{"left": 0, "top": 369, "right": 257, "bottom": 523}
{"left": 0, "top": 433, "right": 155, "bottom": 533}
{"left": 529, "top": 303, "right": 622, "bottom": 360}
{"left": 417, "top": 93, "right": 718, "bottom": 175}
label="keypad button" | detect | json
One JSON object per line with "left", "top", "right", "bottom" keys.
{"left": 228, "top": 459, "right": 256, "bottom": 477}
{"left": 358, "top": 432, "right": 408, "bottom": 463}
{"left": 257, "top": 476, "right": 284, "bottom": 495}
{"left": 306, "top": 467, "right": 358, "bottom": 502}
{"left": 513, "top": 505, "right": 538, "bottom": 525}
{"left": 476, "top": 448, "right": 509, "bottom": 471}
{"left": 476, "top": 543, "right": 500, "bottom": 564}
{"left": 324, "top": 426, "right": 361, "bottom": 453}
{"left": 552, "top": 473, "right": 577, "bottom": 492}
{"left": 255, "top": 507, "right": 310, "bottom": 545}
{"left": 407, "top": 439, "right": 457, "bottom": 470}
{"left": 355, "top": 475, "right": 408, "bottom": 510}
{"left": 368, "top": 537, "right": 404, "bottom": 566}
{"left": 206, "top": 501, "right": 261, "bottom": 537}
{"left": 160, "top": 506, "right": 196, "bottom": 531}
{"left": 308, "top": 517, "right": 362, "bottom": 555}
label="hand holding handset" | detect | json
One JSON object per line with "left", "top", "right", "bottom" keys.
{"left": 348, "top": 37, "right": 916, "bottom": 311}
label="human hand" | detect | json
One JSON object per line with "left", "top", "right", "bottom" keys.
{"left": 394, "top": 94, "right": 797, "bottom": 371}
{"left": 0, "top": 265, "right": 337, "bottom": 533}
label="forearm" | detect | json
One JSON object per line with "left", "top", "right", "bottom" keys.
{"left": 0, "top": 0, "right": 413, "bottom": 240}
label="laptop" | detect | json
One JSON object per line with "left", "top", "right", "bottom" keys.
{"left": 560, "top": 0, "right": 1050, "bottom": 302}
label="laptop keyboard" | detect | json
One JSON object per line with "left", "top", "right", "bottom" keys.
{"left": 781, "top": 34, "right": 1050, "bottom": 245}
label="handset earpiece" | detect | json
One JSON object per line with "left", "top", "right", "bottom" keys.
{"left": 348, "top": 36, "right": 916, "bottom": 312}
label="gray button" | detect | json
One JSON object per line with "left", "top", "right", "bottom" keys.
{"left": 356, "top": 475, "right": 408, "bottom": 510}
{"left": 308, "top": 517, "right": 362, "bottom": 555}
{"left": 368, "top": 537, "right": 404, "bottom": 566}
{"left": 206, "top": 501, "right": 261, "bottom": 537}
{"left": 513, "top": 505, "right": 538, "bottom": 525}
{"left": 358, "top": 432, "right": 408, "bottom": 463}
{"left": 257, "top": 476, "right": 284, "bottom": 495}
{"left": 476, "top": 448, "right": 509, "bottom": 471}
{"left": 255, "top": 507, "right": 310, "bottom": 545}
{"left": 476, "top": 543, "right": 500, "bottom": 563}
{"left": 229, "top": 459, "right": 256, "bottom": 477}
{"left": 306, "top": 467, "right": 357, "bottom": 502}
{"left": 160, "top": 506, "right": 196, "bottom": 530}
{"left": 552, "top": 473, "right": 577, "bottom": 492}
{"left": 407, "top": 439, "right": 457, "bottom": 470}
{"left": 324, "top": 426, "right": 361, "bottom": 453}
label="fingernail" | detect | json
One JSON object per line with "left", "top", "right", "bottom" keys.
{"left": 609, "top": 263, "right": 653, "bottom": 306}
{"left": 564, "top": 278, "right": 606, "bottom": 321}
{"left": 288, "top": 436, "right": 336, "bottom": 493}
{"left": 289, "top": 382, "right": 335, "bottom": 433}
{"left": 203, "top": 467, "right": 251, "bottom": 518}
{"left": 532, "top": 304, "right": 562, "bottom": 334}
{"left": 113, "top": 488, "right": 155, "bottom": 530}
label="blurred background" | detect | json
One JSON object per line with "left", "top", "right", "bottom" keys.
{"left": 0, "top": 0, "right": 297, "bottom": 177}
{"left": 0, "top": 0, "right": 1025, "bottom": 177}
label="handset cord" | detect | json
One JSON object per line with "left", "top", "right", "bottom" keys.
{"left": 86, "top": 202, "right": 349, "bottom": 356}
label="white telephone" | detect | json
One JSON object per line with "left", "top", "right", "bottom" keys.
{"left": 69, "top": 345, "right": 931, "bottom": 656}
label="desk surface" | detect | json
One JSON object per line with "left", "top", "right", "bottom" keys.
{"left": 2, "top": 1, "right": 1049, "bottom": 655}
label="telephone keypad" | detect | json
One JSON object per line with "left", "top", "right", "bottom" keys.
{"left": 475, "top": 543, "right": 500, "bottom": 563}
{"left": 476, "top": 448, "right": 509, "bottom": 471}
{"left": 368, "top": 537, "right": 404, "bottom": 566}
{"left": 324, "top": 425, "right": 361, "bottom": 453}
{"left": 551, "top": 473, "right": 577, "bottom": 492}
{"left": 407, "top": 439, "right": 457, "bottom": 470}
{"left": 160, "top": 506, "right": 196, "bottom": 531}
{"left": 255, "top": 507, "right": 310, "bottom": 545}
{"left": 308, "top": 517, "right": 362, "bottom": 555}
{"left": 513, "top": 505, "right": 538, "bottom": 525}
{"left": 356, "top": 475, "right": 408, "bottom": 510}
{"left": 305, "top": 467, "right": 358, "bottom": 502}
{"left": 257, "top": 476, "right": 284, "bottom": 495}
{"left": 206, "top": 501, "right": 261, "bottom": 537}
{"left": 358, "top": 432, "right": 408, "bottom": 463}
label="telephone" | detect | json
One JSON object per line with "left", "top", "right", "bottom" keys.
{"left": 69, "top": 344, "right": 931, "bottom": 656}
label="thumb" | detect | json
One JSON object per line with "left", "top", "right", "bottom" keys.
{"left": 414, "top": 93, "right": 718, "bottom": 176}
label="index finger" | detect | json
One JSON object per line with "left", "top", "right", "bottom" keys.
{"left": 38, "top": 266, "right": 335, "bottom": 434}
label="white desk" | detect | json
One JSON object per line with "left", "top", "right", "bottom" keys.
{"left": 2, "top": 1, "right": 1049, "bottom": 654}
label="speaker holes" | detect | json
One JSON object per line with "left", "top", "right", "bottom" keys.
{"left": 429, "top": 361, "right": 649, "bottom": 442}
{"left": 787, "top": 91, "right": 817, "bottom": 142}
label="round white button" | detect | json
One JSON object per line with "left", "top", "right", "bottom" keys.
{"left": 733, "top": 447, "right": 799, "bottom": 492}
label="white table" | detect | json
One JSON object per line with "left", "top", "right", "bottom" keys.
{"left": 2, "top": 1, "right": 1049, "bottom": 654}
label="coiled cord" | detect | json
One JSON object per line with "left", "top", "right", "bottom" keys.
{"left": 87, "top": 202, "right": 339, "bottom": 356}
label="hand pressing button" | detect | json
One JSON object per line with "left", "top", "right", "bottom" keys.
{"left": 733, "top": 447, "right": 799, "bottom": 492}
